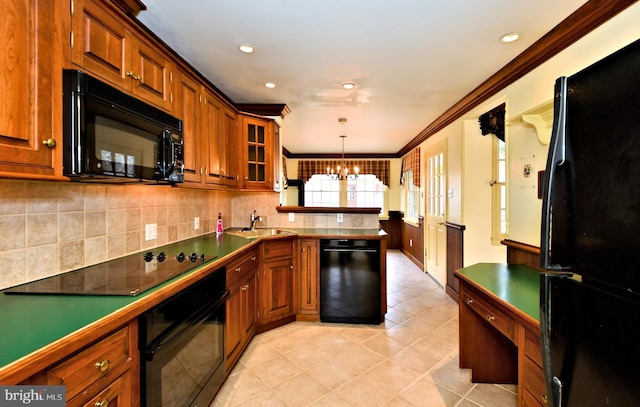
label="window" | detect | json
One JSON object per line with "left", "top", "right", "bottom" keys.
{"left": 404, "top": 169, "right": 419, "bottom": 222}
{"left": 304, "top": 174, "right": 387, "bottom": 215}
{"left": 492, "top": 137, "right": 507, "bottom": 242}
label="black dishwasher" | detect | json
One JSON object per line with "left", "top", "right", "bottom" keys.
{"left": 320, "top": 239, "right": 381, "bottom": 324}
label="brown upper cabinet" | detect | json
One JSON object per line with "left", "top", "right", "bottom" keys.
{"left": 0, "top": 0, "right": 63, "bottom": 179}
{"left": 70, "top": 0, "right": 174, "bottom": 112}
{"left": 241, "top": 115, "right": 276, "bottom": 190}
{"left": 204, "top": 92, "right": 240, "bottom": 188}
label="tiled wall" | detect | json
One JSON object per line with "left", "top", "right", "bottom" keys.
{"left": 0, "top": 179, "right": 379, "bottom": 290}
{"left": 0, "top": 179, "right": 278, "bottom": 290}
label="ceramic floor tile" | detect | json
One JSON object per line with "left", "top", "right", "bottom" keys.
{"left": 212, "top": 250, "right": 518, "bottom": 407}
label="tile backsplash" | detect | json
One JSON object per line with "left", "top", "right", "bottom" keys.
{"left": 0, "top": 179, "right": 379, "bottom": 290}
{"left": 0, "top": 179, "right": 279, "bottom": 290}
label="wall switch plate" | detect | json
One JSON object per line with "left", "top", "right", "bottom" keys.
{"left": 145, "top": 223, "right": 157, "bottom": 241}
{"left": 194, "top": 217, "right": 200, "bottom": 230}
{"left": 337, "top": 213, "right": 343, "bottom": 223}
{"left": 288, "top": 213, "right": 295, "bottom": 222}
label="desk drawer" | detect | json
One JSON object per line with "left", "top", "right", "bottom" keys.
{"left": 524, "top": 355, "right": 548, "bottom": 406}
{"left": 461, "top": 289, "right": 514, "bottom": 341}
{"left": 525, "top": 328, "right": 543, "bottom": 367}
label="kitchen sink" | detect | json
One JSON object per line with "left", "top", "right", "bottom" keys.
{"left": 225, "top": 228, "right": 295, "bottom": 239}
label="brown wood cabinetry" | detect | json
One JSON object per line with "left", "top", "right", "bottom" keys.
{"left": 71, "top": 0, "right": 174, "bottom": 112}
{"left": 241, "top": 115, "right": 274, "bottom": 190}
{"left": 204, "top": 93, "right": 240, "bottom": 187}
{"left": 457, "top": 271, "right": 547, "bottom": 407}
{"left": 0, "top": 0, "right": 63, "bottom": 179}
{"left": 22, "top": 321, "right": 138, "bottom": 406}
{"left": 176, "top": 70, "right": 204, "bottom": 183}
{"left": 225, "top": 248, "right": 259, "bottom": 370}
{"left": 297, "top": 239, "right": 320, "bottom": 320}
{"left": 259, "top": 239, "right": 295, "bottom": 329}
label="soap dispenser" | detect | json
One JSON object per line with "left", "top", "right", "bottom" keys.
{"left": 216, "top": 213, "right": 223, "bottom": 235}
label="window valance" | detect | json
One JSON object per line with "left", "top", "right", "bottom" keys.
{"left": 297, "top": 160, "right": 390, "bottom": 186}
{"left": 400, "top": 147, "right": 420, "bottom": 187}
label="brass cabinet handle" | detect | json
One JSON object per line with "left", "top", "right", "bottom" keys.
{"left": 302, "top": 248, "right": 306, "bottom": 252}
{"left": 95, "top": 399, "right": 109, "bottom": 407}
{"left": 487, "top": 315, "right": 495, "bottom": 321}
{"left": 241, "top": 284, "right": 248, "bottom": 291}
{"left": 542, "top": 394, "right": 548, "bottom": 403}
{"left": 42, "top": 138, "right": 57, "bottom": 148}
{"left": 95, "top": 359, "right": 110, "bottom": 372}
{"left": 235, "top": 267, "right": 241, "bottom": 273}
{"left": 289, "top": 265, "right": 293, "bottom": 270}
{"left": 251, "top": 256, "right": 257, "bottom": 261}
{"left": 465, "top": 298, "right": 473, "bottom": 305}
{"left": 126, "top": 71, "right": 141, "bottom": 81}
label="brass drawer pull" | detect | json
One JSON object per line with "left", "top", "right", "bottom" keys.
{"left": 42, "top": 138, "right": 57, "bottom": 148}
{"left": 251, "top": 256, "right": 256, "bottom": 261}
{"left": 241, "top": 284, "right": 248, "bottom": 291}
{"left": 95, "top": 399, "right": 109, "bottom": 407}
{"left": 95, "top": 359, "right": 110, "bottom": 372}
{"left": 465, "top": 298, "right": 473, "bottom": 305}
{"left": 235, "top": 267, "right": 241, "bottom": 273}
{"left": 487, "top": 315, "right": 495, "bottom": 321}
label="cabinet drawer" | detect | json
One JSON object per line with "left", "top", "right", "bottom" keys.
{"left": 461, "top": 289, "right": 514, "bottom": 341}
{"left": 525, "top": 328, "right": 543, "bottom": 367}
{"left": 262, "top": 239, "right": 293, "bottom": 260}
{"left": 46, "top": 326, "right": 131, "bottom": 400}
{"left": 524, "top": 356, "right": 548, "bottom": 406}
{"left": 227, "top": 248, "right": 258, "bottom": 286}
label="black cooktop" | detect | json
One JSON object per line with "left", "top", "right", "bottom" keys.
{"left": 5, "top": 250, "right": 216, "bottom": 296}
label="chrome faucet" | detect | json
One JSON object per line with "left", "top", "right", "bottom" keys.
{"left": 250, "top": 210, "right": 263, "bottom": 231}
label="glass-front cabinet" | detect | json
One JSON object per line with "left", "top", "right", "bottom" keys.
{"left": 242, "top": 115, "right": 274, "bottom": 190}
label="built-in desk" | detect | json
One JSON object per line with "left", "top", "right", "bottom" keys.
{"left": 454, "top": 263, "right": 548, "bottom": 407}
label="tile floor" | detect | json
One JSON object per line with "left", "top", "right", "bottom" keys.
{"left": 211, "top": 250, "right": 517, "bottom": 407}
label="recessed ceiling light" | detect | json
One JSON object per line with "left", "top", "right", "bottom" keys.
{"left": 264, "top": 82, "right": 276, "bottom": 89}
{"left": 341, "top": 82, "right": 356, "bottom": 90}
{"left": 499, "top": 32, "right": 521, "bottom": 43}
{"left": 238, "top": 44, "right": 255, "bottom": 54}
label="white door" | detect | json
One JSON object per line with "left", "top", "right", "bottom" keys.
{"left": 425, "top": 145, "right": 447, "bottom": 285}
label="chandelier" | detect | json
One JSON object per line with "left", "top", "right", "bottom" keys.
{"left": 327, "top": 135, "right": 359, "bottom": 180}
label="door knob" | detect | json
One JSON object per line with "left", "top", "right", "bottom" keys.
{"left": 42, "top": 138, "right": 57, "bottom": 148}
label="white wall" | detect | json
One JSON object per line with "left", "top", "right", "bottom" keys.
{"left": 417, "top": 3, "right": 640, "bottom": 281}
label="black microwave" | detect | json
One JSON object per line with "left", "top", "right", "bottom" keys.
{"left": 62, "top": 69, "right": 184, "bottom": 183}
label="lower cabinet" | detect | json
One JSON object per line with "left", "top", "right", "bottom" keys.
{"left": 259, "top": 239, "right": 295, "bottom": 329}
{"left": 297, "top": 239, "right": 320, "bottom": 320}
{"left": 225, "top": 248, "right": 259, "bottom": 371}
{"left": 22, "top": 321, "right": 138, "bottom": 406}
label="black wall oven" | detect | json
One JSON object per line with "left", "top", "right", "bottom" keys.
{"left": 139, "top": 267, "right": 228, "bottom": 407}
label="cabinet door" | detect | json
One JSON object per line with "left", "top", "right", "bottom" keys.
{"left": 261, "top": 258, "right": 294, "bottom": 323}
{"left": 299, "top": 240, "right": 319, "bottom": 316}
{"left": 0, "top": 0, "right": 59, "bottom": 177}
{"left": 203, "top": 91, "right": 224, "bottom": 185}
{"left": 177, "top": 71, "right": 203, "bottom": 183}
{"left": 129, "top": 37, "right": 173, "bottom": 111}
{"left": 242, "top": 116, "right": 272, "bottom": 189}
{"left": 225, "top": 285, "right": 243, "bottom": 362}
{"left": 71, "top": 0, "right": 173, "bottom": 112}
{"left": 222, "top": 107, "right": 239, "bottom": 187}
{"left": 71, "top": 0, "right": 131, "bottom": 89}
{"left": 242, "top": 271, "right": 258, "bottom": 338}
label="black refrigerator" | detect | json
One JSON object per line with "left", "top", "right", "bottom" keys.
{"left": 540, "top": 38, "right": 640, "bottom": 407}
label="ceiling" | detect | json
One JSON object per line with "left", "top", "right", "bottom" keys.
{"left": 137, "top": 1, "right": 587, "bottom": 156}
